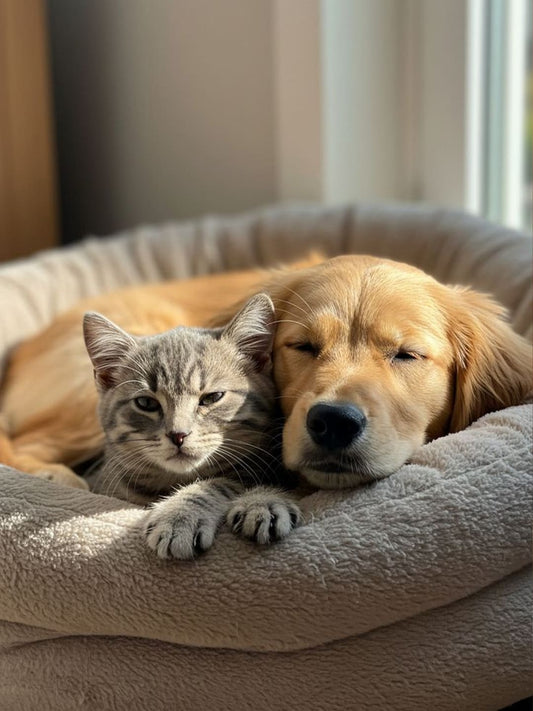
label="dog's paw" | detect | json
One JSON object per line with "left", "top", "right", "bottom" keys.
{"left": 227, "top": 488, "right": 302, "bottom": 545}
{"left": 143, "top": 493, "right": 222, "bottom": 560}
{"left": 33, "top": 464, "right": 89, "bottom": 490}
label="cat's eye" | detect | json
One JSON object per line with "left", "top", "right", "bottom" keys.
{"left": 289, "top": 341, "right": 319, "bottom": 357}
{"left": 199, "top": 392, "right": 225, "bottom": 406}
{"left": 134, "top": 396, "right": 161, "bottom": 412}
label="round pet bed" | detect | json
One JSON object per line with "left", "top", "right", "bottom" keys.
{"left": 0, "top": 203, "right": 531, "bottom": 710}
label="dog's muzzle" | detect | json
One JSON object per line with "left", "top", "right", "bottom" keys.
{"left": 306, "top": 402, "right": 367, "bottom": 450}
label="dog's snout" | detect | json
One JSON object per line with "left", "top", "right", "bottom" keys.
{"left": 306, "top": 403, "right": 367, "bottom": 450}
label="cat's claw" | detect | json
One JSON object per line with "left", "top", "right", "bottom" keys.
{"left": 142, "top": 478, "right": 242, "bottom": 560}
{"left": 144, "top": 512, "right": 218, "bottom": 560}
{"left": 143, "top": 502, "right": 220, "bottom": 560}
{"left": 227, "top": 490, "right": 302, "bottom": 545}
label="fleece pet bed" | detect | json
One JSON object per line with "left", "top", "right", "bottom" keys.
{"left": 0, "top": 203, "right": 531, "bottom": 710}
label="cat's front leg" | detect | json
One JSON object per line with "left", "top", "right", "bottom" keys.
{"left": 227, "top": 487, "right": 302, "bottom": 545}
{"left": 144, "top": 478, "right": 243, "bottom": 560}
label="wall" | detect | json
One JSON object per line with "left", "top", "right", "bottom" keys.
{"left": 0, "top": 0, "right": 58, "bottom": 259}
{"left": 321, "top": 0, "right": 404, "bottom": 203}
{"left": 47, "top": 0, "right": 276, "bottom": 242}
{"left": 47, "top": 1, "right": 491, "bottom": 246}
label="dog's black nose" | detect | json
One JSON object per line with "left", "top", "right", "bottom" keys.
{"left": 306, "top": 403, "right": 367, "bottom": 450}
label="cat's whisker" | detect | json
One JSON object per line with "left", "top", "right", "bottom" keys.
{"left": 283, "top": 284, "right": 314, "bottom": 314}
{"left": 212, "top": 449, "right": 254, "bottom": 487}
{"left": 220, "top": 440, "right": 279, "bottom": 473}
{"left": 222, "top": 437, "right": 278, "bottom": 457}
{"left": 128, "top": 454, "right": 154, "bottom": 500}
{"left": 99, "top": 449, "right": 148, "bottom": 500}
{"left": 273, "top": 297, "right": 310, "bottom": 318}
{"left": 113, "top": 379, "right": 147, "bottom": 391}
{"left": 215, "top": 446, "right": 267, "bottom": 487}
{"left": 217, "top": 446, "right": 269, "bottom": 475}
{"left": 113, "top": 363, "right": 149, "bottom": 379}
{"left": 82, "top": 454, "right": 105, "bottom": 480}
{"left": 118, "top": 446, "right": 157, "bottom": 498}
{"left": 201, "top": 450, "right": 238, "bottom": 485}
{"left": 274, "top": 389, "right": 307, "bottom": 401}
{"left": 272, "top": 318, "right": 310, "bottom": 331}
{"left": 203, "top": 452, "right": 232, "bottom": 481}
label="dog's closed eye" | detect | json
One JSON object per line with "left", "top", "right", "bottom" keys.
{"left": 392, "top": 350, "right": 425, "bottom": 362}
{"left": 288, "top": 342, "right": 320, "bottom": 357}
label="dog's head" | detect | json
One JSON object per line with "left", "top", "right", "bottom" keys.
{"left": 264, "top": 255, "right": 532, "bottom": 489}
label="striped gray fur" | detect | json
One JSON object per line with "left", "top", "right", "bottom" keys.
{"left": 83, "top": 293, "right": 301, "bottom": 560}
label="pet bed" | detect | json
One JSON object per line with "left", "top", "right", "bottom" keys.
{"left": 0, "top": 203, "right": 531, "bottom": 710}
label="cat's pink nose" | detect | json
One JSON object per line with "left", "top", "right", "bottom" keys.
{"left": 167, "top": 431, "right": 190, "bottom": 448}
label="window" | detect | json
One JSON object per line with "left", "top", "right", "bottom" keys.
{"left": 467, "top": 0, "right": 531, "bottom": 231}
{"left": 274, "top": 0, "right": 532, "bottom": 233}
{"left": 524, "top": 0, "right": 532, "bottom": 230}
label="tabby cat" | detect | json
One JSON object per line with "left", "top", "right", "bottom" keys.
{"left": 83, "top": 293, "right": 301, "bottom": 560}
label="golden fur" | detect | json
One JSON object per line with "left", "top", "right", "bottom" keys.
{"left": 0, "top": 253, "right": 531, "bottom": 490}
{"left": 250, "top": 255, "right": 532, "bottom": 488}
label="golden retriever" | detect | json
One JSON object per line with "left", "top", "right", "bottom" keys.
{"left": 253, "top": 255, "right": 532, "bottom": 488}
{"left": 0, "top": 253, "right": 531, "bottom": 490}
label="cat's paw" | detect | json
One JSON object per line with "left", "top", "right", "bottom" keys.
{"left": 227, "top": 488, "right": 302, "bottom": 545}
{"left": 143, "top": 495, "right": 222, "bottom": 560}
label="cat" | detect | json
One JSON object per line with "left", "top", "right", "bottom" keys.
{"left": 83, "top": 293, "right": 301, "bottom": 560}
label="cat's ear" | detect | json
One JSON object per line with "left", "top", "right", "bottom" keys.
{"left": 222, "top": 293, "right": 275, "bottom": 372}
{"left": 83, "top": 312, "right": 137, "bottom": 389}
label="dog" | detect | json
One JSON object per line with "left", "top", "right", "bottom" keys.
{"left": 247, "top": 255, "right": 532, "bottom": 488}
{"left": 0, "top": 253, "right": 531, "bottom": 490}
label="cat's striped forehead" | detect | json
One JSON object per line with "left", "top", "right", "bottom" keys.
{"left": 133, "top": 328, "right": 237, "bottom": 395}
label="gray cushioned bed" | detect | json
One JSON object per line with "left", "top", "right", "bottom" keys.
{"left": 0, "top": 203, "right": 531, "bottom": 710}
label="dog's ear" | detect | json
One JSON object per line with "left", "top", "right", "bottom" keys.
{"left": 447, "top": 287, "right": 532, "bottom": 432}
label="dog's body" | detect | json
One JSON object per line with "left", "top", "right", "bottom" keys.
{"left": 1, "top": 253, "right": 531, "bottom": 490}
